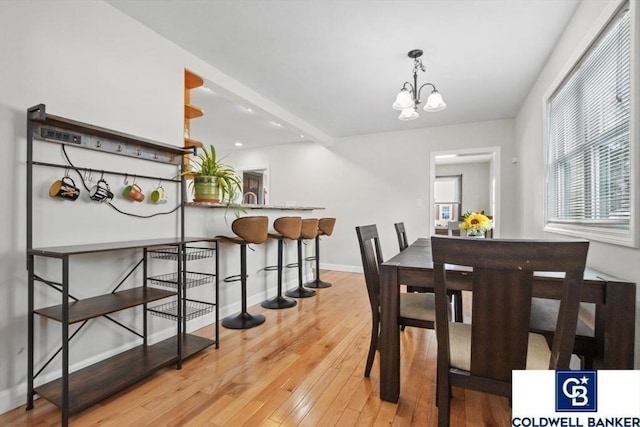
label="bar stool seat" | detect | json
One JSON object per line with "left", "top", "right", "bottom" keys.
{"left": 218, "top": 216, "right": 269, "bottom": 329}
{"left": 305, "top": 217, "right": 336, "bottom": 289}
{"left": 285, "top": 218, "right": 318, "bottom": 298}
{"left": 262, "top": 216, "right": 301, "bottom": 309}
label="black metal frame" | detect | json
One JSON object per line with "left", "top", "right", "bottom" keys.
{"left": 25, "top": 104, "right": 219, "bottom": 426}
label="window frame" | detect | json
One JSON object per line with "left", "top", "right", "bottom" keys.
{"left": 543, "top": 0, "right": 639, "bottom": 248}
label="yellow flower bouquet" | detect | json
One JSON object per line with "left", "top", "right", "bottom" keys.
{"left": 459, "top": 211, "right": 493, "bottom": 237}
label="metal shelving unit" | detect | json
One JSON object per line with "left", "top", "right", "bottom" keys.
{"left": 25, "top": 104, "right": 219, "bottom": 427}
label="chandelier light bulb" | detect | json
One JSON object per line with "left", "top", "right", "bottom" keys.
{"left": 399, "top": 108, "right": 419, "bottom": 121}
{"left": 424, "top": 90, "right": 446, "bottom": 112}
{"left": 392, "top": 89, "right": 414, "bottom": 110}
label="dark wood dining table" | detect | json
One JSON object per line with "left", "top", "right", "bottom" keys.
{"left": 378, "top": 238, "right": 636, "bottom": 403}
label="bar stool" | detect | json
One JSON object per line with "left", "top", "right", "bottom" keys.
{"left": 305, "top": 217, "right": 336, "bottom": 289}
{"left": 262, "top": 216, "right": 301, "bottom": 309}
{"left": 285, "top": 218, "right": 318, "bottom": 298}
{"left": 218, "top": 216, "right": 269, "bottom": 329}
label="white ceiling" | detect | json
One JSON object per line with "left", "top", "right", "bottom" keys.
{"left": 106, "top": 0, "right": 579, "bottom": 150}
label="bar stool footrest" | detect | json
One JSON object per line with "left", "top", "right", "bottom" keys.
{"left": 223, "top": 274, "right": 245, "bottom": 283}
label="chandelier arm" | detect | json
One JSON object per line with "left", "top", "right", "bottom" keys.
{"left": 416, "top": 83, "right": 437, "bottom": 102}
{"left": 400, "top": 82, "right": 415, "bottom": 93}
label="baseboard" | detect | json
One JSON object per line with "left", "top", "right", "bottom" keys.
{"left": 319, "top": 263, "right": 362, "bottom": 273}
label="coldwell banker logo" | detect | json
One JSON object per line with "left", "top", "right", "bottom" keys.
{"left": 556, "top": 371, "right": 597, "bottom": 412}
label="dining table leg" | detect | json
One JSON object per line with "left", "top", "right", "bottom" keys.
{"left": 380, "top": 263, "right": 401, "bottom": 403}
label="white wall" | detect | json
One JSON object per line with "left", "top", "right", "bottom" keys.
{"left": 515, "top": 0, "right": 639, "bottom": 366}
{"left": 226, "top": 119, "right": 518, "bottom": 270}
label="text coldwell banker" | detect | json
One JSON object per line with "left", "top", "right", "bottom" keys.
{"left": 512, "top": 417, "right": 640, "bottom": 427}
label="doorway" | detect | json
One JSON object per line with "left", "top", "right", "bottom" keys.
{"left": 429, "top": 147, "right": 500, "bottom": 237}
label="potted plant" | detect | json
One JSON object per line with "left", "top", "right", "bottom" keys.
{"left": 183, "top": 145, "right": 241, "bottom": 204}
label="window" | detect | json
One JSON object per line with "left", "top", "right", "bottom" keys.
{"left": 434, "top": 175, "right": 461, "bottom": 227}
{"left": 545, "top": 2, "right": 637, "bottom": 247}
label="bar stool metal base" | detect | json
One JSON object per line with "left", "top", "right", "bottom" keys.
{"left": 304, "top": 278, "right": 332, "bottom": 288}
{"left": 285, "top": 287, "right": 316, "bottom": 298}
{"left": 261, "top": 295, "right": 297, "bottom": 309}
{"left": 222, "top": 312, "right": 266, "bottom": 329}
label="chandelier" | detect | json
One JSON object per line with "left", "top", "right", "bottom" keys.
{"left": 392, "top": 49, "right": 446, "bottom": 121}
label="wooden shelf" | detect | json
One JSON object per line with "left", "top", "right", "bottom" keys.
{"left": 184, "top": 69, "right": 204, "bottom": 90}
{"left": 29, "top": 237, "right": 218, "bottom": 257}
{"left": 34, "top": 287, "right": 176, "bottom": 323}
{"left": 185, "top": 104, "right": 204, "bottom": 119}
{"left": 34, "top": 334, "right": 215, "bottom": 414}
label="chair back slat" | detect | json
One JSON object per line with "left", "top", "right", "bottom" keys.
{"left": 355, "top": 225, "right": 384, "bottom": 316}
{"left": 394, "top": 222, "right": 409, "bottom": 251}
{"left": 431, "top": 237, "right": 588, "bottom": 272}
{"left": 470, "top": 268, "right": 532, "bottom": 381}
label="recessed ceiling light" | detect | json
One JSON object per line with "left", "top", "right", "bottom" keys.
{"left": 300, "top": 134, "right": 305, "bottom": 138}
{"left": 234, "top": 142, "right": 243, "bottom": 147}
{"left": 245, "top": 107, "right": 253, "bottom": 112}
{"left": 273, "top": 122, "right": 282, "bottom": 127}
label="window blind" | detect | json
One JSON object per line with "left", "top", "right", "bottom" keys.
{"left": 547, "top": 6, "right": 631, "bottom": 229}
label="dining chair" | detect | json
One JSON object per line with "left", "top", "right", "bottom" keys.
{"left": 356, "top": 224, "right": 436, "bottom": 377}
{"left": 430, "top": 236, "right": 589, "bottom": 427}
{"left": 394, "top": 222, "right": 409, "bottom": 251}
{"left": 395, "top": 222, "right": 462, "bottom": 322}
{"left": 394, "top": 222, "right": 419, "bottom": 295}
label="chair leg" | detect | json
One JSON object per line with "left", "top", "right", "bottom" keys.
{"left": 285, "top": 240, "right": 316, "bottom": 298}
{"left": 262, "top": 239, "right": 297, "bottom": 309}
{"left": 305, "top": 236, "right": 332, "bottom": 288}
{"left": 364, "top": 320, "right": 378, "bottom": 377}
{"left": 436, "top": 370, "right": 451, "bottom": 427}
{"left": 222, "top": 244, "right": 266, "bottom": 329}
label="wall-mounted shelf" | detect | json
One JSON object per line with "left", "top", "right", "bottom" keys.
{"left": 184, "top": 104, "right": 204, "bottom": 119}
{"left": 184, "top": 69, "right": 205, "bottom": 170}
{"left": 184, "top": 70, "right": 204, "bottom": 90}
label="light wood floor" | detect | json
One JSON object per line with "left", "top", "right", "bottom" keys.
{"left": 2, "top": 271, "right": 511, "bottom": 426}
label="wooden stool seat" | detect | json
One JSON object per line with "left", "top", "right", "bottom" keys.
{"left": 285, "top": 218, "right": 318, "bottom": 298}
{"left": 218, "top": 216, "right": 269, "bottom": 329}
{"left": 262, "top": 217, "right": 301, "bottom": 309}
{"left": 305, "top": 217, "right": 336, "bottom": 289}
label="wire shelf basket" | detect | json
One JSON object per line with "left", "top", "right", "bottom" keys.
{"left": 148, "top": 271, "right": 215, "bottom": 289}
{"left": 148, "top": 299, "right": 215, "bottom": 321}
{"left": 149, "top": 246, "right": 215, "bottom": 261}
